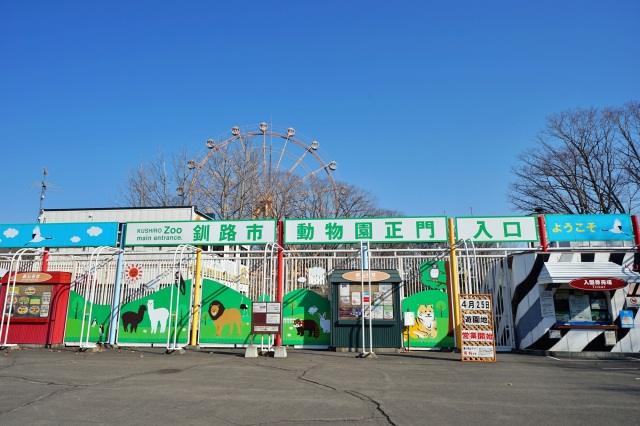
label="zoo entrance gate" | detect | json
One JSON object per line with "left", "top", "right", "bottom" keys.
{"left": 0, "top": 247, "right": 518, "bottom": 351}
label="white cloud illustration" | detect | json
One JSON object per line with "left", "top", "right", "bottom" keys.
{"left": 3, "top": 228, "right": 19, "bottom": 238}
{"left": 87, "top": 226, "right": 103, "bottom": 237}
{"left": 70, "top": 236, "right": 81, "bottom": 243}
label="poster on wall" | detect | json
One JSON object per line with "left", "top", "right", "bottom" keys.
{"left": 540, "top": 290, "right": 555, "bottom": 318}
{"left": 568, "top": 292, "right": 592, "bottom": 322}
{"left": 619, "top": 310, "right": 634, "bottom": 328}
{"left": 5, "top": 285, "right": 52, "bottom": 320}
{"left": 337, "top": 283, "right": 393, "bottom": 321}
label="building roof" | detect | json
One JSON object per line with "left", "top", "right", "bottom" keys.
{"left": 538, "top": 262, "right": 640, "bottom": 284}
{"left": 41, "top": 206, "right": 214, "bottom": 223}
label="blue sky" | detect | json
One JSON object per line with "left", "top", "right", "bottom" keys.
{"left": 1, "top": 1, "right": 639, "bottom": 224}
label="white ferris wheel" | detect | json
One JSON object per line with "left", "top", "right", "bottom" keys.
{"left": 176, "top": 122, "right": 343, "bottom": 220}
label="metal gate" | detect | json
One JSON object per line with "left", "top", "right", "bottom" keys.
{"left": 1, "top": 245, "right": 524, "bottom": 351}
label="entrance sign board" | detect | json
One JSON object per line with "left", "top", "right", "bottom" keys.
{"left": 545, "top": 214, "right": 633, "bottom": 242}
{"left": 0, "top": 223, "right": 119, "bottom": 248}
{"left": 124, "top": 220, "right": 277, "bottom": 246}
{"left": 455, "top": 216, "right": 538, "bottom": 243}
{"left": 459, "top": 294, "right": 496, "bottom": 362}
{"left": 284, "top": 217, "right": 448, "bottom": 245}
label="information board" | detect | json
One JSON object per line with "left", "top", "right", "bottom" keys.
{"left": 251, "top": 302, "right": 282, "bottom": 334}
{"left": 540, "top": 290, "right": 556, "bottom": 318}
{"left": 337, "top": 282, "right": 394, "bottom": 320}
{"left": 568, "top": 292, "right": 592, "bottom": 322}
{"left": 5, "top": 284, "right": 52, "bottom": 320}
{"left": 459, "top": 294, "right": 496, "bottom": 362}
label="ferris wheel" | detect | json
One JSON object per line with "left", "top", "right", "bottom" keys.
{"left": 177, "top": 123, "right": 342, "bottom": 219}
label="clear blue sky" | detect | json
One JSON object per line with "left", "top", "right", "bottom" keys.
{"left": 1, "top": 1, "right": 639, "bottom": 224}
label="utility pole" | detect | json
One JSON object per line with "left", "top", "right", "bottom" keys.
{"left": 38, "top": 167, "right": 47, "bottom": 223}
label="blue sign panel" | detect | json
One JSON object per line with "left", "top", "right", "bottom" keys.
{"left": 0, "top": 223, "right": 119, "bottom": 248}
{"left": 619, "top": 310, "right": 634, "bottom": 329}
{"left": 545, "top": 214, "right": 634, "bottom": 242}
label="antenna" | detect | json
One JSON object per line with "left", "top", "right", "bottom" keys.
{"left": 38, "top": 167, "right": 47, "bottom": 223}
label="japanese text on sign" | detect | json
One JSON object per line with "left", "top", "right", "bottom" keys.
{"left": 284, "top": 217, "right": 448, "bottom": 244}
{"left": 461, "top": 330, "right": 494, "bottom": 342}
{"left": 459, "top": 294, "right": 496, "bottom": 362}
{"left": 463, "top": 314, "right": 490, "bottom": 325}
{"left": 462, "top": 346, "right": 495, "bottom": 358}
{"left": 125, "top": 220, "right": 277, "bottom": 246}
{"left": 251, "top": 302, "right": 282, "bottom": 335}
{"left": 460, "top": 298, "right": 491, "bottom": 310}
{"left": 544, "top": 214, "right": 633, "bottom": 242}
{"left": 455, "top": 216, "right": 538, "bottom": 242}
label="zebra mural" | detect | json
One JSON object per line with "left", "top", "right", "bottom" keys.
{"left": 491, "top": 251, "right": 640, "bottom": 352}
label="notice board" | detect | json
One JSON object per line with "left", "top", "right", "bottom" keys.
{"left": 459, "top": 294, "right": 496, "bottom": 362}
{"left": 251, "top": 302, "right": 282, "bottom": 334}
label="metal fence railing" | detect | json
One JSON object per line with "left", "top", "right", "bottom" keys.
{"left": 0, "top": 246, "right": 548, "bottom": 351}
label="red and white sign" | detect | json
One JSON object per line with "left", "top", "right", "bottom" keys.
{"left": 569, "top": 277, "right": 627, "bottom": 291}
{"left": 627, "top": 297, "right": 640, "bottom": 308}
{"left": 461, "top": 330, "right": 494, "bottom": 342}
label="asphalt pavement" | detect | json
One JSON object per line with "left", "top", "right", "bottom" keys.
{"left": 0, "top": 346, "right": 639, "bottom": 425}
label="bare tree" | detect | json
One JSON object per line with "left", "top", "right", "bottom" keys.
{"left": 118, "top": 150, "right": 179, "bottom": 207}
{"left": 605, "top": 100, "right": 640, "bottom": 193}
{"left": 509, "top": 105, "right": 636, "bottom": 214}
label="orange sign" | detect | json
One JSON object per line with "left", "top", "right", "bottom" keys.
{"left": 341, "top": 271, "right": 391, "bottom": 282}
{"left": 15, "top": 273, "right": 53, "bottom": 283}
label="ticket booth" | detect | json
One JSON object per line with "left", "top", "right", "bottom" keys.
{"left": 329, "top": 269, "right": 403, "bottom": 351}
{"left": 1, "top": 271, "right": 71, "bottom": 346}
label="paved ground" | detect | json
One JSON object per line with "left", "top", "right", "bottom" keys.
{"left": 0, "top": 346, "right": 638, "bottom": 425}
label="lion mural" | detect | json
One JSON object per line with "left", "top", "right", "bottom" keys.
{"left": 208, "top": 300, "right": 243, "bottom": 336}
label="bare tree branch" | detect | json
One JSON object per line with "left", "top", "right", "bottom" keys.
{"left": 509, "top": 104, "right": 637, "bottom": 214}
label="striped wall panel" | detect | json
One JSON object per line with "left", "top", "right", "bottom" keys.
{"left": 507, "top": 252, "right": 640, "bottom": 352}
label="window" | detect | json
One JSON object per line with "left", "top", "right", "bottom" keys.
{"left": 337, "top": 282, "right": 395, "bottom": 321}
{"left": 553, "top": 289, "right": 611, "bottom": 325}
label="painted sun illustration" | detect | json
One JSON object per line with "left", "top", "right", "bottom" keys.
{"left": 125, "top": 263, "right": 143, "bottom": 282}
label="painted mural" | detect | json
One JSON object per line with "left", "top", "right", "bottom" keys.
{"left": 64, "top": 291, "right": 111, "bottom": 344}
{"left": 402, "top": 260, "right": 454, "bottom": 348}
{"left": 117, "top": 283, "right": 192, "bottom": 345}
{"left": 198, "top": 278, "right": 253, "bottom": 346}
{"left": 506, "top": 252, "right": 640, "bottom": 352}
{"left": 282, "top": 289, "right": 330, "bottom": 348}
